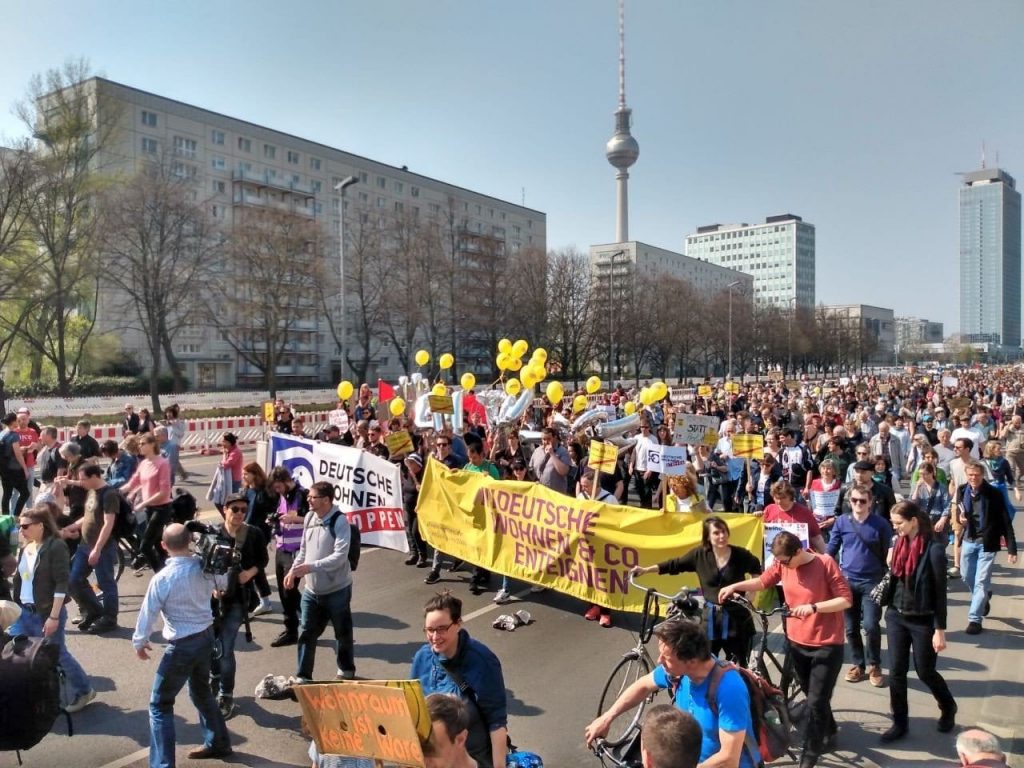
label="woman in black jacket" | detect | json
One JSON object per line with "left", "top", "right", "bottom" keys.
{"left": 242, "top": 462, "right": 277, "bottom": 616}
{"left": 880, "top": 500, "right": 956, "bottom": 742}
{"left": 631, "top": 516, "right": 762, "bottom": 666}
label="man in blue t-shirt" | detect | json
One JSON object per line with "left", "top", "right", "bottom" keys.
{"left": 585, "top": 619, "right": 757, "bottom": 768}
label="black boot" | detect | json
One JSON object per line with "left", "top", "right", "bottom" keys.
{"left": 938, "top": 702, "right": 957, "bottom": 733}
{"left": 880, "top": 722, "right": 908, "bottom": 742}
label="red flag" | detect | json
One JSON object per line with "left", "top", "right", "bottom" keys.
{"left": 377, "top": 379, "right": 396, "bottom": 402}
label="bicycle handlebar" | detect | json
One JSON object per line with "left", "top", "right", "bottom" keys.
{"left": 720, "top": 593, "right": 790, "bottom": 618}
{"left": 628, "top": 572, "right": 695, "bottom": 603}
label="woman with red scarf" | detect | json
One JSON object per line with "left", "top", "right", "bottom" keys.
{"left": 881, "top": 501, "right": 957, "bottom": 742}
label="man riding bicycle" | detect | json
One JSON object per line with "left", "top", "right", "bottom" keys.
{"left": 584, "top": 620, "right": 757, "bottom": 768}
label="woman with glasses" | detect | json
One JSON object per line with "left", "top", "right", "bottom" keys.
{"left": 411, "top": 591, "right": 508, "bottom": 768}
{"left": 10, "top": 505, "right": 95, "bottom": 713}
{"left": 880, "top": 501, "right": 956, "bottom": 742}
{"left": 720, "top": 531, "right": 852, "bottom": 768}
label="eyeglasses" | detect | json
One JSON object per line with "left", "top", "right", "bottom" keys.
{"left": 18, "top": 522, "right": 38, "bottom": 530}
{"left": 423, "top": 623, "right": 454, "bottom": 636}
{"left": 227, "top": 506, "right": 247, "bottom": 514}
{"left": 436, "top": 442, "right": 450, "bottom": 447}
{"left": 308, "top": 495, "right": 327, "bottom": 501}
{"left": 850, "top": 498, "right": 869, "bottom": 505}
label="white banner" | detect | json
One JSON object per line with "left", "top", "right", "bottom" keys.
{"left": 764, "top": 521, "right": 808, "bottom": 568}
{"left": 673, "top": 414, "right": 721, "bottom": 447}
{"left": 809, "top": 489, "right": 840, "bottom": 523}
{"left": 645, "top": 444, "right": 690, "bottom": 477}
{"left": 268, "top": 434, "right": 408, "bottom": 553}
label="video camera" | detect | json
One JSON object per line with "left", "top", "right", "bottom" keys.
{"left": 186, "top": 521, "right": 240, "bottom": 576}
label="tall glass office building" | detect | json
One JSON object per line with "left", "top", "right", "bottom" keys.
{"left": 960, "top": 168, "right": 1022, "bottom": 347}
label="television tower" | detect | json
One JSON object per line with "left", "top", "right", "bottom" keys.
{"left": 605, "top": 0, "right": 639, "bottom": 243}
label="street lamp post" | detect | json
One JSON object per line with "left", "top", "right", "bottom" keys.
{"left": 606, "top": 249, "right": 626, "bottom": 383}
{"left": 727, "top": 280, "right": 741, "bottom": 379}
{"left": 333, "top": 175, "right": 359, "bottom": 378}
{"left": 787, "top": 296, "right": 797, "bottom": 376}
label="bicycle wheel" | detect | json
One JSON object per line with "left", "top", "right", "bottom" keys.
{"left": 597, "top": 651, "right": 654, "bottom": 747}
{"left": 779, "top": 652, "right": 808, "bottom": 734}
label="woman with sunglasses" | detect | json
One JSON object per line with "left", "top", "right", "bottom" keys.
{"left": 720, "top": 531, "right": 852, "bottom": 768}
{"left": 10, "top": 505, "right": 95, "bottom": 712}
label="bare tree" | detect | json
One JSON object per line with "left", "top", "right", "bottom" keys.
{"left": 506, "top": 246, "right": 548, "bottom": 352}
{"left": 545, "top": 248, "right": 596, "bottom": 389}
{"left": 0, "top": 143, "right": 37, "bottom": 368}
{"left": 342, "top": 208, "right": 386, "bottom": 384}
{"left": 99, "top": 158, "right": 217, "bottom": 410}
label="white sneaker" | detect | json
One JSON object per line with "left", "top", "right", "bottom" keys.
{"left": 65, "top": 689, "right": 96, "bottom": 714}
{"left": 493, "top": 589, "right": 511, "bottom": 604}
{"left": 251, "top": 601, "right": 273, "bottom": 617}
{"left": 529, "top": 585, "right": 547, "bottom": 594}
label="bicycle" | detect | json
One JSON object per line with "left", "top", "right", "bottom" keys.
{"left": 591, "top": 575, "right": 702, "bottom": 767}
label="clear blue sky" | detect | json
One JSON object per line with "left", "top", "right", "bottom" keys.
{"left": 2, "top": 0, "right": 1021, "bottom": 335}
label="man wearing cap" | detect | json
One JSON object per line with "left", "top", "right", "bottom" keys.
{"left": 835, "top": 461, "right": 897, "bottom": 522}
{"left": 917, "top": 414, "right": 938, "bottom": 446}
{"left": 122, "top": 404, "right": 140, "bottom": 437}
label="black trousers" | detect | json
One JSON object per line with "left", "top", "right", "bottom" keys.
{"left": 885, "top": 608, "right": 955, "bottom": 725}
{"left": 788, "top": 642, "right": 844, "bottom": 760}
{"left": 404, "top": 495, "right": 428, "bottom": 559}
{"left": 140, "top": 503, "right": 172, "bottom": 572}
{"left": 632, "top": 471, "right": 656, "bottom": 508}
{"left": 275, "top": 548, "right": 303, "bottom": 635}
{"left": 1, "top": 471, "right": 30, "bottom": 518}
{"left": 707, "top": 479, "right": 739, "bottom": 511}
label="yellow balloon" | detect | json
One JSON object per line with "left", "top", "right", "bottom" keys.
{"left": 512, "top": 339, "right": 529, "bottom": 358}
{"left": 389, "top": 398, "right": 406, "bottom": 417}
{"left": 498, "top": 338, "right": 512, "bottom": 354}
{"left": 432, "top": 383, "right": 447, "bottom": 396}
{"left": 505, "top": 378, "right": 522, "bottom": 396}
{"left": 532, "top": 364, "right": 547, "bottom": 383}
{"left": 415, "top": 349, "right": 430, "bottom": 367}
{"left": 496, "top": 353, "right": 511, "bottom": 371}
{"left": 639, "top": 387, "right": 653, "bottom": 406}
{"left": 507, "top": 357, "right": 523, "bottom": 372}
{"left": 439, "top": 353, "right": 454, "bottom": 370}
{"left": 546, "top": 381, "right": 564, "bottom": 405}
{"left": 651, "top": 382, "right": 668, "bottom": 401}
{"left": 460, "top": 372, "right": 476, "bottom": 391}
{"left": 585, "top": 376, "right": 601, "bottom": 395}
{"left": 573, "top": 394, "right": 588, "bottom": 413}
{"left": 520, "top": 368, "right": 536, "bottom": 388}
{"left": 337, "top": 380, "right": 354, "bottom": 401}
{"left": 623, "top": 402, "right": 637, "bottom": 416}
{"left": 533, "top": 348, "right": 548, "bottom": 363}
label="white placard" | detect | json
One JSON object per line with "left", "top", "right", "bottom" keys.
{"left": 809, "top": 489, "right": 840, "bottom": 523}
{"left": 648, "top": 445, "right": 690, "bottom": 476}
{"left": 942, "top": 376, "right": 959, "bottom": 388}
{"left": 764, "top": 521, "right": 809, "bottom": 568}
{"left": 673, "top": 413, "right": 721, "bottom": 447}
{"left": 328, "top": 408, "right": 350, "bottom": 431}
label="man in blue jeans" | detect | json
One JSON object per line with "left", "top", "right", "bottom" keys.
{"left": 284, "top": 480, "right": 355, "bottom": 681}
{"left": 826, "top": 483, "right": 893, "bottom": 687}
{"left": 134, "top": 523, "right": 231, "bottom": 767}
{"left": 955, "top": 462, "right": 1018, "bottom": 635}
{"left": 65, "top": 464, "right": 120, "bottom": 633}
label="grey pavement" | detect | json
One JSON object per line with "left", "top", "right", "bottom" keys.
{"left": 12, "top": 453, "right": 1023, "bottom": 768}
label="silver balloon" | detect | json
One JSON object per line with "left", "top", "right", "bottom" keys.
{"left": 499, "top": 389, "right": 533, "bottom": 426}
{"left": 433, "top": 412, "right": 444, "bottom": 432}
{"left": 398, "top": 375, "right": 409, "bottom": 388}
{"left": 411, "top": 372, "right": 422, "bottom": 386}
{"left": 570, "top": 408, "right": 610, "bottom": 436}
{"left": 596, "top": 413, "right": 640, "bottom": 440}
{"left": 452, "top": 389, "right": 465, "bottom": 434}
{"left": 475, "top": 390, "right": 507, "bottom": 426}
{"left": 609, "top": 436, "right": 637, "bottom": 455}
{"left": 413, "top": 393, "right": 433, "bottom": 429}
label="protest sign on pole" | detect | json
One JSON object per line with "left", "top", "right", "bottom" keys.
{"left": 427, "top": 394, "right": 454, "bottom": 414}
{"left": 731, "top": 433, "right": 765, "bottom": 459}
{"left": 659, "top": 445, "right": 690, "bottom": 476}
{"left": 294, "top": 680, "right": 427, "bottom": 766}
{"left": 588, "top": 440, "right": 618, "bottom": 473}
{"left": 697, "top": 385, "right": 713, "bottom": 398}
{"left": 329, "top": 408, "right": 350, "bottom": 432}
{"left": 764, "top": 521, "right": 808, "bottom": 568}
{"left": 942, "top": 376, "right": 959, "bottom": 389}
{"left": 269, "top": 434, "right": 408, "bottom": 553}
{"left": 385, "top": 430, "right": 414, "bottom": 457}
{"left": 724, "top": 381, "right": 741, "bottom": 394}
{"left": 673, "top": 414, "right": 720, "bottom": 447}
{"left": 263, "top": 401, "right": 276, "bottom": 424}
{"left": 767, "top": 371, "right": 784, "bottom": 382}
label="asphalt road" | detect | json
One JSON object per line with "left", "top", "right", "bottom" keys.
{"left": 9, "top": 453, "right": 1023, "bottom": 768}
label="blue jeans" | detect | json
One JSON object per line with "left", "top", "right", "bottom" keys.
{"left": 211, "top": 601, "right": 245, "bottom": 697}
{"left": 9, "top": 605, "right": 91, "bottom": 700}
{"left": 149, "top": 627, "right": 230, "bottom": 768}
{"left": 960, "top": 539, "right": 996, "bottom": 624}
{"left": 297, "top": 585, "right": 354, "bottom": 680}
{"left": 68, "top": 539, "right": 119, "bottom": 620}
{"left": 844, "top": 576, "right": 883, "bottom": 668}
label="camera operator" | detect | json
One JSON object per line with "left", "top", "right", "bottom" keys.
{"left": 133, "top": 523, "right": 232, "bottom": 765}
{"left": 193, "top": 493, "right": 268, "bottom": 720}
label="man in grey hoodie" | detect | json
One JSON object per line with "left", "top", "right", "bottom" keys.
{"left": 283, "top": 480, "right": 355, "bottom": 681}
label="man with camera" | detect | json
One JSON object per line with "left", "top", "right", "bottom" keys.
{"left": 202, "top": 492, "right": 268, "bottom": 719}
{"left": 133, "top": 523, "right": 232, "bottom": 766}
{"left": 283, "top": 480, "right": 356, "bottom": 681}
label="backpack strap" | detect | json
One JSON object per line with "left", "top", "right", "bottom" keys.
{"left": 705, "top": 659, "right": 763, "bottom": 768}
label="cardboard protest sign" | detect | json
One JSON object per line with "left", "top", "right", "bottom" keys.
{"left": 731, "top": 433, "right": 764, "bottom": 459}
{"left": 942, "top": 376, "right": 959, "bottom": 389}
{"left": 809, "top": 489, "right": 840, "bottom": 523}
{"left": 416, "top": 461, "right": 763, "bottom": 611}
{"left": 785, "top": 380, "right": 802, "bottom": 391}
{"left": 428, "top": 394, "right": 454, "bottom": 414}
{"left": 673, "top": 414, "right": 720, "bottom": 447}
{"left": 764, "top": 521, "right": 808, "bottom": 568}
{"left": 767, "top": 371, "right": 784, "bottom": 382}
{"left": 949, "top": 396, "right": 971, "bottom": 411}
{"left": 588, "top": 440, "right": 618, "bottom": 473}
{"left": 697, "top": 385, "right": 713, "bottom": 397}
{"left": 269, "top": 435, "right": 408, "bottom": 553}
{"left": 329, "top": 408, "right": 350, "bottom": 431}
{"left": 386, "top": 430, "right": 414, "bottom": 457}
{"left": 263, "top": 401, "right": 276, "bottom": 424}
{"left": 295, "top": 680, "right": 426, "bottom": 766}
{"left": 877, "top": 384, "right": 890, "bottom": 395}
{"left": 725, "top": 381, "right": 741, "bottom": 394}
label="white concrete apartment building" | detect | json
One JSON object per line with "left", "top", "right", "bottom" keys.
{"left": 589, "top": 241, "right": 752, "bottom": 298}
{"left": 81, "top": 77, "right": 546, "bottom": 388}
{"left": 683, "top": 214, "right": 815, "bottom": 309}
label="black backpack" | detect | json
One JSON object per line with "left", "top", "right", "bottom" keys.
{"left": 171, "top": 490, "right": 198, "bottom": 524}
{"left": 100, "top": 487, "right": 137, "bottom": 540}
{"left": 0, "top": 634, "right": 72, "bottom": 756}
{"left": 319, "top": 510, "right": 361, "bottom": 572}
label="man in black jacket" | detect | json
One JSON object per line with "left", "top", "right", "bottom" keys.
{"left": 955, "top": 462, "right": 1018, "bottom": 635}
{"left": 834, "top": 461, "right": 897, "bottom": 522}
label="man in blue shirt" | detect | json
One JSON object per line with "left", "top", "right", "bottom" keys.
{"left": 585, "top": 619, "right": 757, "bottom": 768}
{"left": 134, "top": 523, "right": 232, "bottom": 767}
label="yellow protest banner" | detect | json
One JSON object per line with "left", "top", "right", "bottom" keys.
{"left": 428, "top": 394, "right": 453, "bottom": 414}
{"left": 724, "top": 381, "right": 740, "bottom": 394}
{"left": 732, "top": 433, "right": 764, "bottom": 459}
{"left": 415, "top": 461, "right": 762, "bottom": 611}
{"left": 588, "top": 440, "right": 618, "bottom": 473}
{"left": 697, "top": 385, "right": 713, "bottom": 397}
{"left": 386, "top": 430, "right": 414, "bottom": 457}
{"left": 263, "top": 401, "right": 276, "bottom": 424}
{"left": 295, "top": 680, "right": 426, "bottom": 766}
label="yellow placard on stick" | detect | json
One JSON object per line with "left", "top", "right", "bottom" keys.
{"left": 386, "top": 430, "right": 414, "bottom": 457}
{"left": 724, "top": 381, "right": 741, "bottom": 394}
{"left": 589, "top": 440, "right": 618, "bottom": 473}
{"left": 295, "top": 680, "right": 427, "bottom": 767}
{"left": 263, "top": 401, "right": 276, "bottom": 424}
{"left": 428, "top": 394, "right": 454, "bottom": 414}
{"left": 732, "top": 433, "right": 765, "bottom": 459}
{"left": 697, "top": 385, "right": 713, "bottom": 397}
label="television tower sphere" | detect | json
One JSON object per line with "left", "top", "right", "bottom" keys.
{"left": 606, "top": 110, "right": 639, "bottom": 170}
